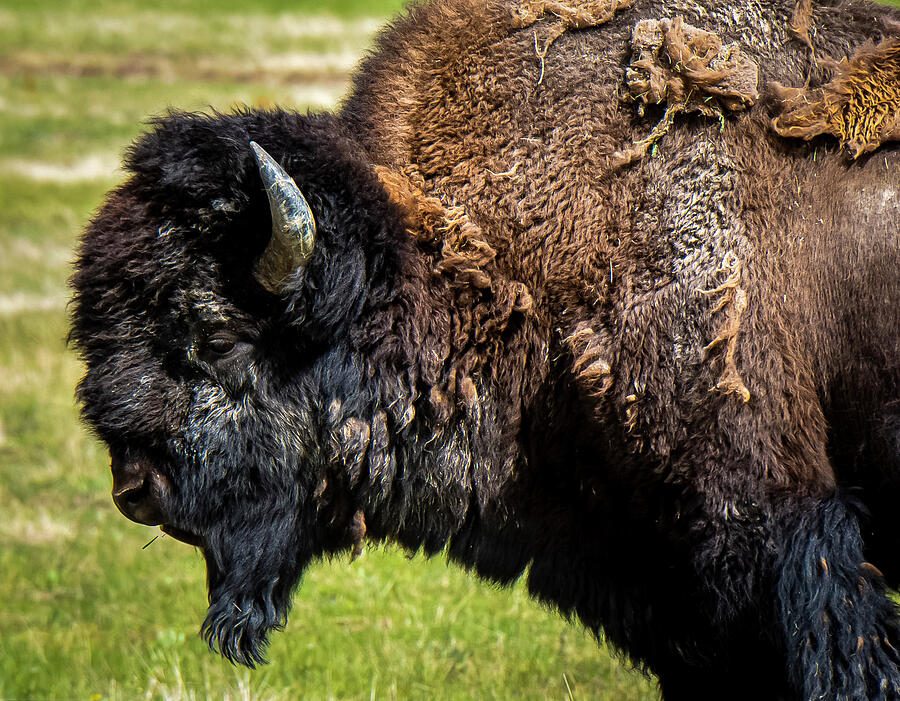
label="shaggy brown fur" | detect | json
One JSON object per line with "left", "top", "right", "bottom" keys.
{"left": 344, "top": 2, "right": 900, "bottom": 693}
{"left": 514, "top": 0, "right": 636, "bottom": 76}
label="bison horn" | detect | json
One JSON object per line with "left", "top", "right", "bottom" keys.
{"left": 249, "top": 141, "right": 316, "bottom": 295}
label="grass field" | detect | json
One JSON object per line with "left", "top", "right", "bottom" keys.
{"left": 4, "top": 0, "right": 900, "bottom": 699}
{"left": 0, "top": 1, "right": 660, "bottom": 699}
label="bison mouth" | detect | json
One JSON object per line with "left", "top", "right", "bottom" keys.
{"left": 160, "top": 523, "right": 204, "bottom": 547}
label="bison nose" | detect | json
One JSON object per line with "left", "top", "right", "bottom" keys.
{"left": 110, "top": 454, "right": 171, "bottom": 526}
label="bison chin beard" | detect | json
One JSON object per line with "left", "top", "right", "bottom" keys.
{"left": 199, "top": 500, "right": 310, "bottom": 668}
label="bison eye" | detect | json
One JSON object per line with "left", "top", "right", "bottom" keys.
{"left": 197, "top": 331, "right": 252, "bottom": 397}
{"left": 202, "top": 332, "right": 238, "bottom": 357}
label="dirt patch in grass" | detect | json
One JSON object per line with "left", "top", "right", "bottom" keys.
{"left": 1, "top": 508, "right": 75, "bottom": 545}
{"left": 0, "top": 293, "right": 66, "bottom": 317}
{"left": 0, "top": 50, "right": 357, "bottom": 85}
{"left": 0, "top": 154, "right": 122, "bottom": 182}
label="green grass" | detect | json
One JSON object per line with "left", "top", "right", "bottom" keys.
{"left": 0, "top": 1, "right": 657, "bottom": 699}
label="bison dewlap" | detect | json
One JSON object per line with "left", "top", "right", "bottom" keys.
{"left": 70, "top": 0, "right": 900, "bottom": 699}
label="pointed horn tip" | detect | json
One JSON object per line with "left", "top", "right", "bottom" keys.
{"left": 249, "top": 141, "right": 274, "bottom": 167}
{"left": 248, "top": 142, "right": 317, "bottom": 235}
{"left": 249, "top": 142, "right": 291, "bottom": 180}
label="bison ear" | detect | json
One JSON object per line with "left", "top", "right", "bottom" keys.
{"left": 249, "top": 141, "right": 316, "bottom": 295}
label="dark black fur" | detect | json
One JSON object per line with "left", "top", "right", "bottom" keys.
{"left": 775, "top": 497, "right": 900, "bottom": 700}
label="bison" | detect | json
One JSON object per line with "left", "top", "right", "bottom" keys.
{"left": 70, "top": 0, "right": 900, "bottom": 698}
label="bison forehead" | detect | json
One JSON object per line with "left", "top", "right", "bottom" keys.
{"left": 178, "top": 288, "right": 231, "bottom": 326}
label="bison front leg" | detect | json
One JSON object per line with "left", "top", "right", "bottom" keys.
{"left": 658, "top": 490, "right": 900, "bottom": 700}
{"left": 773, "top": 494, "right": 900, "bottom": 700}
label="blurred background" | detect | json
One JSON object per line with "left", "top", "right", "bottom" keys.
{"left": 2, "top": 0, "right": 897, "bottom": 699}
{"left": 0, "top": 0, "right": 656, "bottom": 698}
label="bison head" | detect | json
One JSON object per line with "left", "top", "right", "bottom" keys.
{"left": 70, "top": 109, "right": 423, "bottom": 666}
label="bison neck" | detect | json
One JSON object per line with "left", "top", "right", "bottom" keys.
{"left": 317, "top": 235, "right": 646, "bottom": 640}
{"left": 304, "top": 204, "right": 598, "bottom": 587}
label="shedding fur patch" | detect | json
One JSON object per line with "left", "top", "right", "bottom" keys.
{"left": 564, "top": 321, "right": 614, "bottom": 396}
{"left": 349, "top": 510, "right": 366, "bottom": 562}
{"left": 375, "top": 166, "right": 532, "bottom": 312}
{"left": 513, "top": 0, "right": 635, "bottom": 29}
{"left": 772, "top": 38, "right": 900, "bottom": 159}
{"left": 701, "top": 251, "right": 750, "bottom": 402}
{"left": 613, "top": 17, "right": 759, "bottom": 168}
{"left": 374, "top": 165, "right": 534, "bottom": 414}
{"left": 378, "top": 166, "right": 531, "bottom": 301}
{"left": 788, "top": 0, "right": 815, "bottom": 51}
{"left": 374, "top": 165, "right": 450, "bottom": 245}
{"left": 512, "top": 0, "right": 636, "bottom": 83}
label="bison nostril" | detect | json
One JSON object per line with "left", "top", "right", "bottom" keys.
{"left": 119, "top": 481, "right": 150, "bottom": 509}
{"left": 112, "top": 472, "right": 168, "bottom": 526}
